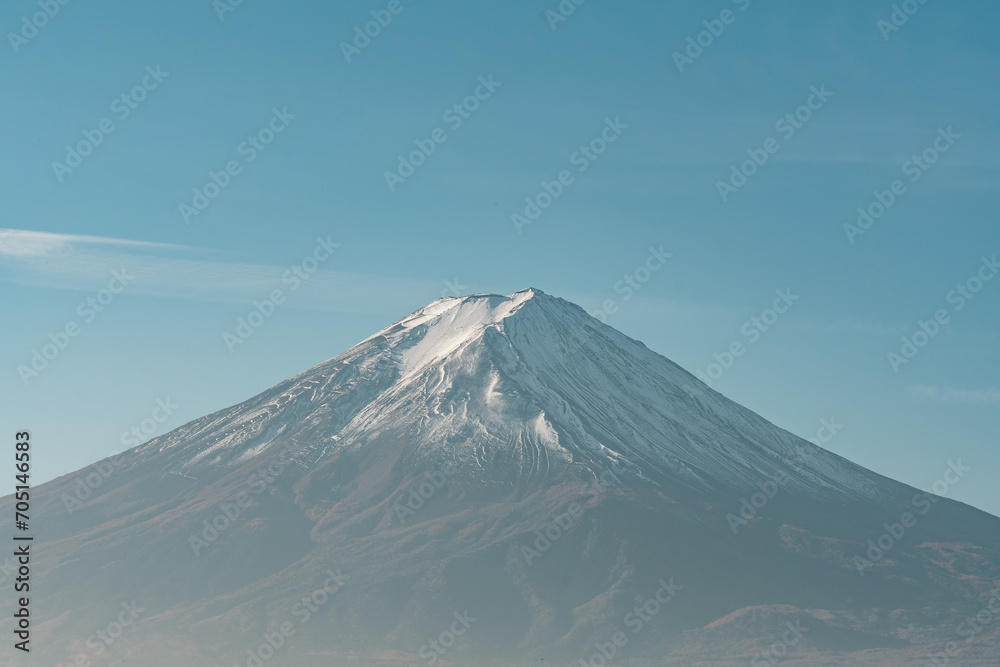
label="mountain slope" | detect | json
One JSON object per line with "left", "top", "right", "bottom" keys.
{"left": 2, "top": 288, "right": 998, "bottom": 666}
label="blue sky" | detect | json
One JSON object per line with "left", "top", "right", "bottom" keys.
{"left": 2, "top": 0, "right": 998, "bottom": 516}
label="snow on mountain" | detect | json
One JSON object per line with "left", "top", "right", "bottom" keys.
{"left": 131, "top": 288, "right": 895, "bottom": 504}
{"left": 4, "top": 288, "right": 997, "bottom": 667}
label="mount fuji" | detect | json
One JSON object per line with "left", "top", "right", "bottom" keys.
{"left": 3, "top": 288, "right": 998, "bottom": 666}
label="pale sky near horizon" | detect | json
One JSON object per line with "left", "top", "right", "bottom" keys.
{"left": 1, "top": 0, "right": 998, "bottom": 517}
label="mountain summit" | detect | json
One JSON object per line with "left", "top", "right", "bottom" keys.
{"left": 3, "top": 289, "right": 999, "bottom": 666}
{"left": 135, "top": 288, "right": 887, "bottom": 500}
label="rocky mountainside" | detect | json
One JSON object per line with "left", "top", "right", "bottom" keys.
{"left": 2, "top": 289, "right": 998, "bottom": 666}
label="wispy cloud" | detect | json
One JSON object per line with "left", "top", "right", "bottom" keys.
{"left": 0, "top": 228, "right": 440, "bottom": 314}
{"left": 0, "top": 228, "right": 191, "bottom": 258}
{"left": 788, "top": 318, "right": 910, "bottom": 337}
{"left": 905, "top": 385, "right": 1000, "bottom": 405}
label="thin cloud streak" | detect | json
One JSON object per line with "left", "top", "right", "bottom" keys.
{"left": 906, "top": 384, "right": 1000, "bottom": 405}
{"left": 0, "top": 229, "right": 441, "bottom": 314}
{"left": 0, "top": 228, "right": 193, "bottom": 258}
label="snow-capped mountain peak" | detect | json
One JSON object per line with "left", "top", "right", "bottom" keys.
{"left": 130, "top": 289, "right": 891, "bottom": 506}
{"left": 11, "top": 288, "right": 1000, "bottom": 667}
